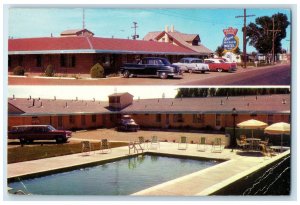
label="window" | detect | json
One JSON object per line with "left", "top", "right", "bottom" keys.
{"left": 92, "top": 115, "right": 97, "bottom": 123}
{"left": 215, "top": 114, "right": 221, "bottom": 126}
{"left": 36, "top": 55, "right": 42, "bottom": 67}
{"left": 193, "top": 114, "right": 204, "bottom": 123}
{"left": 173, "top": 114, "right": 184, "bottom": 123}
{"left": 60, "top": 55, "right": 76, "bottom": 67}
{"left": 69, "top": 115, "right": 75, "bottom": 124}
{"left": 267, "top": 114, "right": 273, "bottom": 124}
{"left": 156, "top": 114, "right": 161, "bottom": 123}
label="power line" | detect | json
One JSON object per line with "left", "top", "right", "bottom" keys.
{"left": 235, "top": 9, "right": 255, "bottom": 68}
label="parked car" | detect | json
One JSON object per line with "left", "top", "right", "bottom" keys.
{"left": 173, "top": 57, "right": 210, "bottom": 73}
{"left": 121, "top": 57, "right": 182, "bottom": 79}
{"left": 215, "top": 57, "right": 238, "bottom": 70}
{"left": 204, "top": 58, "right": 237, "bottom": 72}
{"left": 116, "top": 115, "right": 139, "bottom": 132}
{"left": 8, "top": 125, "right": 72, "bottom": 144}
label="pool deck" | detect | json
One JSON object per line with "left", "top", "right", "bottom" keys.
{"left": 7, "top": 142, "right": 290, "bottom": 196}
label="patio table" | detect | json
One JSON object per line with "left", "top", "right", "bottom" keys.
{"left": 270, "top": 146, "right": 290, "bottom": 153}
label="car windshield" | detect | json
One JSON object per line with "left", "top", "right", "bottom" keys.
{"left": 192, "top": 60, "right": 203, "bottom": 63}
{"left": 219, "top": 60, "right": 225, "bottom": 63}
{"left": 160, "top": 58, "right": 171, "bottom": 65}
{"left": 47, "top": 125, "right": 57, "bottom": 131}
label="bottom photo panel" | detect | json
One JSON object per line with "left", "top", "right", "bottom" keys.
{"left": 6, "top": 86, "right": 291, "bottom": 198}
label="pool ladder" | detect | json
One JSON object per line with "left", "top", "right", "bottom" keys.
{"left": 128, "top": 141, "right": 144, "bottom": 154}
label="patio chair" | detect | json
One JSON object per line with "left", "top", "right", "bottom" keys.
{"left": 100, "top": 139, "right": 111, "bottom": 153}
{"left": 81, "top": 141, "right": 92, "bottom": 155}
{"left": 260, "top": 137, "right": 269, "bottom": 146}
{"left": 178, "top": 136, "right": 188, "bottom": 150}
{"left": 239, "top": 135, "right": 247, "bottom": 143}
{"left": 197, "top": 137, "right": 206, "bottom": 151}
{"left": 236, "top": 138, "right": 249, "bottom": 151}
{"left": 138, "top": 136, "right": 148, "bottom": 149}
{"left": 149, "top": 136, "right": 160, "bottom": 150}
{"left": 211, "top": 138, "right": 223, "bottom": 153}
{"left": 261, "top": 144, "right": 276, "bottom": 157}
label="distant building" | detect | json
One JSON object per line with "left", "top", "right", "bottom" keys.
{"left": 143, "top": 25, "right": 213, "bottom": 59}
{"left": 8, "top": 93, "right": 290, "bottom": 131}
{"left": 60, "top": 29, "right": 94, "bottom": 37}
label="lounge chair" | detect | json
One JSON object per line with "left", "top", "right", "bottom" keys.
{"left": 149, "top": 136, "right": 160, "bottom": 150}
{"left": 261, "top": 144, "right": 276, "bottom": 157}
{"left": 178, "top": 136, "right": 188, "bottom": 150}
{"left": 81, "top": 141, "right": 92, "bottom": 155}
{"left": 211, "top": 138, "right": 224, "bottom": 153}
{"left": 197, "top": 137, "right": 206, "bottom": 151}
{"left": 100, "top": 139, "right": 111, "bottom": 153}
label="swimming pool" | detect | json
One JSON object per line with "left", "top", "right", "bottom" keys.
{"left": 8, "top": 154, "right": 220, "bottom": 195}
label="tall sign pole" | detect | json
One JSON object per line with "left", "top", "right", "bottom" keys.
{"left": 235, "top": 9, "right": 255, "bottom": 68}
{"left": 267, "top": 18, "right": 281, "bottom": 64}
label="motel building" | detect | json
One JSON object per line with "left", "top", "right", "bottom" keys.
{"left": 8, "top": 93, "right": 290, "bottom": 133}
{"left": 8, "top": 27, "right": 212, "bottom": 75}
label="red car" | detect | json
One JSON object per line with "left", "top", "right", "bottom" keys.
{"left": 8, "top": 125, "right": 72, "bottom": 144}
{"left": 204, "top": 58, "right": 237, "bottom": 72}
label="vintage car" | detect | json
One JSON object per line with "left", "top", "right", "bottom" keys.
{"left": 173, "top": 57, "right": 210, "bottom": 73}
{"left": 204, "top": 58, "right": 237, "bottom": 72}
{"left": 121, "top": 57, "right": 182, "bottom": 79}
{"left": 8, "top": 125, "right": 72, "bottom": 144}
{"left": 215, "top": 57, "right": 238, "bottom": 70}
{"left": 116, "top": 115, "right": 140, "bottom": 132}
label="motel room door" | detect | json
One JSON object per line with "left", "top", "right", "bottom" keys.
{"left": 166, "top": 114, "right": 170, "bottom": 128}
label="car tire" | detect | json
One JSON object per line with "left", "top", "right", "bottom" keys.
{"left": 123, "top": 70, "right": 130, "bottom": 78}
{"left": 19, "top": 138, "right": 26, "bottom": 144}
{"left": 56, "top": 136, "right": 65, "bottom": 144}
{"left": 188, "top": 69, "right": 193, "bottom": 74}
{"left": 159, "top": 72, "right": 168, "bottom": 79}
{"left": 201, "top": 71, "right": 205, "bottom": 74}
{"left": 217, "top": 68, "right": 223, "bottom": 72}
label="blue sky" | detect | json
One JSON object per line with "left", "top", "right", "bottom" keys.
{"left": 8, "top": 7, "right": 291, "bottom": 53}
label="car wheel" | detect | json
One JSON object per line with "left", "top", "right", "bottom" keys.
{"left": 159, "top": 72, "right": 168, "bottom": 79}
{"left": 201, "top": 71, "right": 205, "bottom": 74}
{"left": 19, "top": 138, "right": 26, "bottom": 144}
{"left": 217, "top": 68, "right": 223, "bottom": 72}
{"left": 123, "top": 70, "right": 130, "bottom": 78}
{"left": 56, "top": 136, "right": 65, "bottom": 144}
{"left": 188, "top": 69, "right": 193, "bottom": 74}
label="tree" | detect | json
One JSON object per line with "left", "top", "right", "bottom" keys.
{"left": 215, "top": 46, "right": 224, "bottom": 57}
{"left": 246, "top": 13, "right": 290, "bottom": 55}
{"left": 234, "top": 47, "right": 241, "bottom": 55}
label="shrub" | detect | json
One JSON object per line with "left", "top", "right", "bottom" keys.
{"left": 44, "top": 65, "right": 54, "bottom": 77}
{"left": 13, "top": 66, "right": 25, "bottom": 76}
{"left": 90, "top": 63, "right": 105, "bottom": 78}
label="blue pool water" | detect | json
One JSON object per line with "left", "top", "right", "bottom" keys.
{"left": 8, "top": 154, "right": 219, "bottom": 195}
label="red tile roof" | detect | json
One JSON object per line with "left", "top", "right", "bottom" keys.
{"left": 8, "top": 36, "right": 198, "bottom": 55}
{"left": 8, "top": 94, "right": 290, "bottom": 116}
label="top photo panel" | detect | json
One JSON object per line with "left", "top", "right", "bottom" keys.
{"left": 7, "top": 7, "right": 291, "bottom": 86}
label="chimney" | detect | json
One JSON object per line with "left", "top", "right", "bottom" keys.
{"left": 54, "top": 96, "right": 56, "bottom": 101}
{"left": 170, "top": 25, "right": 174, "bottom": 32}
{"left": 40, "top": 101, "right": 43, "bottom": 107}
{"left": 13, "top": 94, "right": 15, "bottom": 100}
{"left": 76, "top": 97, "right": 78, "bottom": 101}
{"left": 93, "top": 98, "right": 95, "bottom": 102}
{"left": 65, "top": 101, "right": 68, "bottom": 108}
{"left": 32, "top": 99, "right": 35, "bottom": 107}
{"left": 29, "top": 95, "right": 32, "bottom": 100}
{"left": 220, "top": 100, "right": 223, "bottom": 105}
{"left": 51, "top": 33, "right": 53, "bottom": 37}
{"left": 165, "top": 25, "right": 169, "bottom": 32}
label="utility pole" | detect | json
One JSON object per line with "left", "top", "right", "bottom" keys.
{"left": 82, "top": 8, "right": 85, "bottom": 29}
{"left": 236, "top": 9, "right": 255, "bottom": 68}
{"left": 267, "top": 18, "right": 281, "bottom": 64}
{"left": 131, "top": 22, "right": 139, "bottom": 40}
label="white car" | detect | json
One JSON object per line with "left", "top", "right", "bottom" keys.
{"left": 173, "top": 58, "right": 210, "bottom": 73}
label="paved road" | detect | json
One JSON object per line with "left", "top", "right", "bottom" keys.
{"left": 8, "top": 64, "right": 291, "bottom": 86}
{"left": 181, "top": 64, "right": 291, "bottom": 86}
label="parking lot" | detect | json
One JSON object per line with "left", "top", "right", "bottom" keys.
{"left": 8, "top": 63, "right": 291, "bottom": 86}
